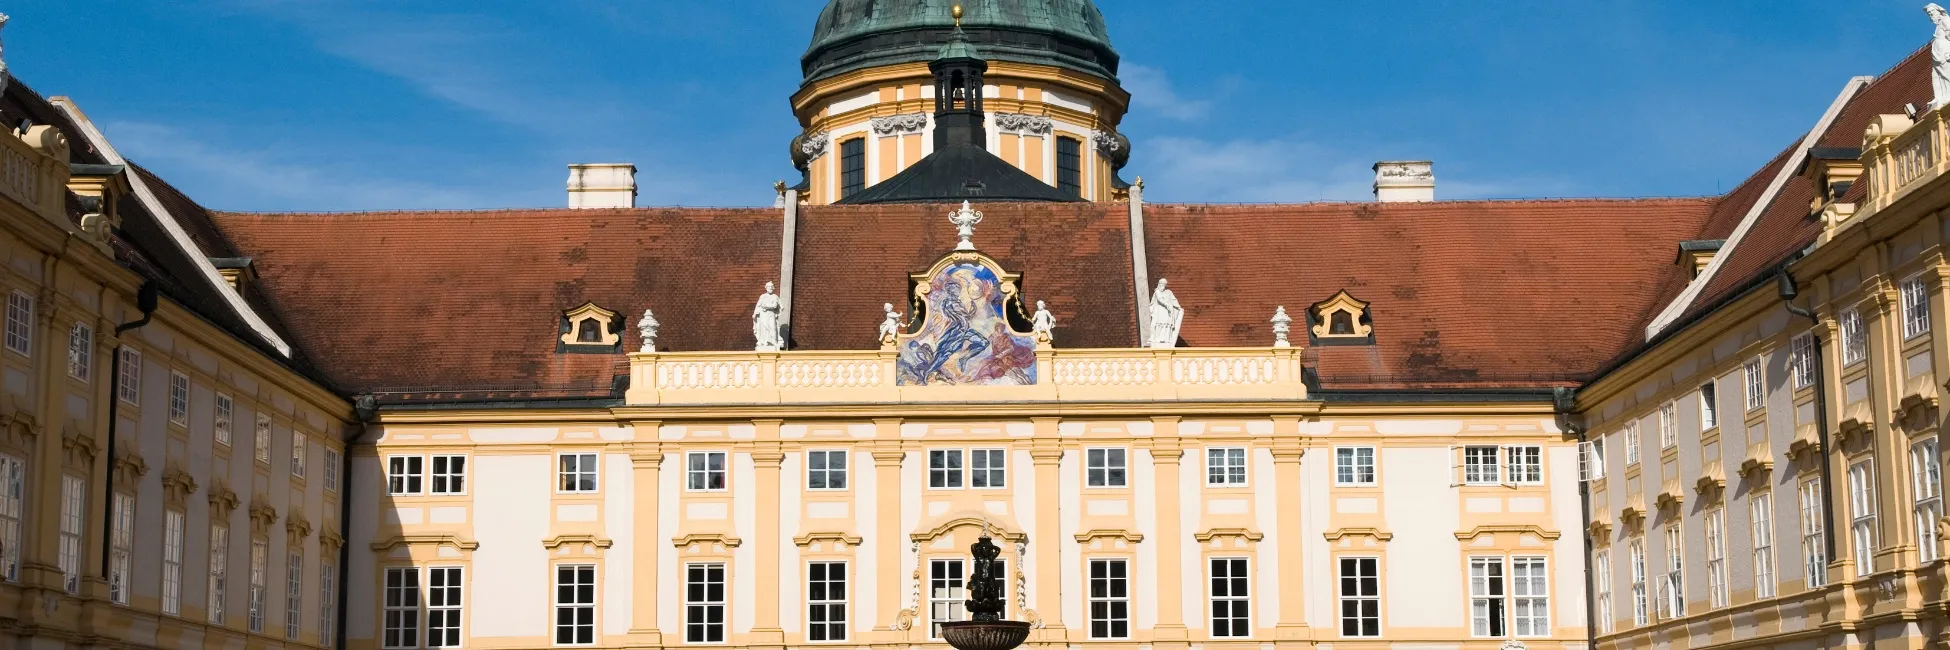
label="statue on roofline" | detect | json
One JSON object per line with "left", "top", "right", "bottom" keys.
{"left": 1930, "top": 3, "right": 1950, "bottom": 109}
{"left": 753, "top": 282, "right": 783, "bottom": 351}
{"left": 1147, "top": 278, "right": 1182, "bottom": 349}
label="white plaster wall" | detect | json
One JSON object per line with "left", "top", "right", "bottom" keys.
{"left": 1178, "top": 451, "right": 1201, "bottom": 631}
{"left": 1552, "top": 445, "right": 1588, "bottom": 627}
{"left": 732, "top": 453, "right": 756, "bottom": 634}
{"left": 1012, "top": 449, "right": 1036, "bottom": 614}
{"left": 469, "top": 454, "right": 549, "bottom": 638}
{"left": 1253, "top": 448, "right": 1281, "bottom": 627}
{"left": 778, "top": 453, "right": 802, "bottom": 633}
{"left": 603, "top": 453, "right": 633, "bottom": 636}
{"left": 656, "top": 452, "right": 680, "bottom": 637}
{"left": 853, "top": 450, "right": 877, "bottom": 632}
{"left": 1059, "top": 449, "right": 1083, "bottom": 631}
{"left": 1383, "top": 447, "right": 1463, "bottom": 628}
{"left": 1302, "top": 445, "right": 1332, "bottom": 630}
{"left": 346, "top": 455, "right": 383, "bottom": 640}
{"left": 1132, "top": 449, "right": 1157, "bottom": 630}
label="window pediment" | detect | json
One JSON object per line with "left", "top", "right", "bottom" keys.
{"left": 560, "top": 302, "right": 620, "bottom": 349}
{"left": 1309, "top": 290, "right": 1373, "bottom": 343}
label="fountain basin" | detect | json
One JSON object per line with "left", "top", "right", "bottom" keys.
{"left": 939, "top": 620, "right": 1031, "bottom": 650}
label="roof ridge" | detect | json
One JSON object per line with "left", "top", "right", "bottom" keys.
{"left": 1144, "top": 196, "right": 1721, "bottom": 208}
{"left": 211, "top": 206, "right": 784, "bottom": 218}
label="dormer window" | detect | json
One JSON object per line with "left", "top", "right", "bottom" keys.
{"left": 1310, "top": 290, "right": 1373, "bottom": 344}
{"left": 559, "top": 303, "right": 620, "bottom": 351}
{"left": 1676, "top": 240, "right": 1723, "bottom": 279}
{"left": 576, "top": 318, "right": 602, "bottom": 343}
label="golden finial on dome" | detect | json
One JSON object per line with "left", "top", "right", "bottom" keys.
{"left": 952, "top": 4, "right": 963, "bottom": 26}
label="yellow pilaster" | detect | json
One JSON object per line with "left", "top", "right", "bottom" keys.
{"left": 628, "top": 434, "right": 663, "bottom": 647}
{"left": 1029, "top": 417, "right": 1064, "bottom": 641}
{"left": 750, "top": 423, "right": 786, "bottom": 647}
{"left": 1148, "top": 418, "right": 1188, "bottom": 649}
{"left": 871, "top": 419, "right": 906, "bottom": 641}
{"left": 1270, "top": 417, "right": 1310, "bottom": 644}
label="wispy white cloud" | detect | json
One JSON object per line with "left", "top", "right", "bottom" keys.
{"left": 1121, "top": 63, "right": 1213, "bottom": 121}
{"left": 1136, "top": 133, "right": 1576, "bottom": 203}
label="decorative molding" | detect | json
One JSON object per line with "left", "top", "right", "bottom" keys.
{"left": 161, "top": 465, "right": 198, "bottom": 506}
{"left": 1093, "top": 130, "right": 1126, "bottom": 158}
{"left": 1785, "top": 423, "right": 1821, "bottom": 463}
{"left": 112, "top": 449, "right": 149, "bottom": 486}
{"left": 1453, "top": 524, "right": 1562, "bottom": 541}
{"left": 910, "top": 517, "right": 1024, "bottom": 543}
{"left": 792, "top": 531, "right": 864, "bottom": 548}
{"left": 285, "top": 514, "right": 312, "bottom": 546}
{"left": 1694, "top": 461, "right": 1726, "bottom": 499}
{"left": 207, "top": 482, "right": 239, "bottom": 518}
{"left": 993, "top": 113, "right": 1052, "bottom": 135}
{"left": 59, "top": 421, "right": 98, "bottom": 468}
{"left": 543, "top": 534, "right": 615, "bottom": 550}
{"left": 1737, "top": 443, "right": 1774, "bottom": 481}
{"left": 1310, "top": 289, "right": 1374, "bottom": 339}
{"left": 248, "top": 497, "right": 278, "bottom": 535}
{"left": 799, "top": 131, "right": 831, "bottom": 160}
{"left": 1620, "top": 497, "right": 1646, "bottom": 529}
{"left": 672, "top": 533, "right": 743, "bottom": 549}
{"left": 1897, "top": 388, "right": 1940, "bottom": 431}
{"left": 369, "top": 534, "right": 479, "bottom": 552}
{"left": 1586, "top": 518, "right": 1613, "bottom": 541}
{"left": 870, "top": 113, "right": 927, "bottom": 135}
{"left": 1655, "top": 478, "right": 1685, "bottom": 510}
{"left": 1323, "top": 527, "right": 1394, "bottom": 542}
{"left": 1192, "top": 527, "right": 1263, "bottom": 543}
{"left": 1072, "top": 528, "right": 1145, "bottom": 544}
{"left": 560, "top": 302, "right": 620, "bottom": 347}
{"left": 319, "top": 528, "right": 345, "bottom": 551}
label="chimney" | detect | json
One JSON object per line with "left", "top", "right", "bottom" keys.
{"left": 567, "top": 163, "right": 637, "bottom": 208}
{"left": 1372, "top": 161, "right": 1434, "bottom": 202}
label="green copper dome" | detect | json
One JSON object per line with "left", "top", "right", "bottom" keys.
{"left": 802, "top": 0, "right": 1119, "bottom": 87}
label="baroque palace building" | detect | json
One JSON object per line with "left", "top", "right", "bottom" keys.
{"left": 2, "top": 1, "right": 1950, "bottom": 650}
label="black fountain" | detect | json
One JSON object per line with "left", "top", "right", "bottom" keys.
{"left": 938, "top": 533, "right": 1031, "bottom": 650}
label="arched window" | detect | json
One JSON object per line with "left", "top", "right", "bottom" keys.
{"left": 1056, "top": 136, "right": 1082, "bottom": 197}
{"left": 840, "top": 138, "right": 867, "bottom": 199}
{"left": 576, "top": 318, "right": 602, "bottom": 343}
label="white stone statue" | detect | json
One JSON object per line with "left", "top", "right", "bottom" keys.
{"left": 948, "top": 200, "right": 983, "bottom": 251}
{"left": 1147, "top": 278, "right": 1183, "bottom": 349}
{"left": 753, "top": 281, "right": 783, "bottom": 351}
{"left": 878, "top": 303, "right": 902, "bottom": 344}
{"left": 1270, "top": 306, "right": 1292, "bottom": 348}
{"left": 1031, "top": 300, "right": 1056, "bottom": 342}
{"left": 636, "top": 309, "right": 660, "bottom": 353}
{"left": 1932, "top": 4, "right": 1950, "bottom": 109}
{"left": 0, "top": 13, "right": 12, "bottom": 98}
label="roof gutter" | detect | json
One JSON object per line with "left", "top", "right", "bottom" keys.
{"left": 100, "top": 281, "right": 157, "bottom": 581}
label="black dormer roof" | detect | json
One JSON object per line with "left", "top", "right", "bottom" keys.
{"left": 833, "top": 143, "right": 1085, "bottom": 205}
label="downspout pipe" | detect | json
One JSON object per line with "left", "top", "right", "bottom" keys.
{"left": 1778, "top": 272, "right": 1838, "bottom": 566}
{"left": 339, "top": 394, "right": 376, "bottom": 650}
{"left": 100, "top": 281, "right": 158, "bottom": 577}
{"left": 1555, "top": 387, "right": 1598, "bottom": 650}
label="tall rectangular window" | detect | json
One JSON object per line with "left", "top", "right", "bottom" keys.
{"left": 1751, "top": 493, "right": 1776, "bottom": 598}
{"left": 249, "top": 540, "right": 267, "bottom": 632}
{"left": 555, "top": 564, "right": 596, "bottom": 645}
{"left": 291, "top": 431, "right": 307, "bottom": 478}
{"left": 807, "top": 450, "right": 848, "bottom": 490}
{"left": 118, "top": 347, "right": 141, "bottom": 404}
{"left": 1842, "top": 308, "right": 1867, "bottom": 365}
{"left": 254, "top": 414, "right": 272, "bottom": 463}
{"left": 286, "top": 552, "right": 304, "bottom": 639}
{"left": 388, "top": 455, "right": 425, "bottom": 495}
{"left": 839, "top": 138, "right": 866, "bottom": 199}
{"left": 1659, "top": 402, "right": 1676, "bottom": 448}
{"left": 1594, "top": 549, "right": 1613, "bottom": 634}
{"left": 110, "top": 492, "right": 134, "bottom": 604}
{"left": 1086, "top": 448, "right": 1126, "bottom": 487}
{"left": 1915, "top": 438, "right": 1943, "bottom": 563}
{"left": 325, "top": 448, "right": 342, "bottom": 493}
{"left": 1699, "top": 381, "right": 1719, "bottom": 430}
{"left": 215, "top": 393, "right": 233, "bottom": 446}
{"left": 1903, "top": 275, "right": 1931, "bottom": 339}
{"left": 929, "top": 558, "right": 965, "bottom": 637}
{"left": 1801, "top": 479, "right": 1827, "bottom": 588}
{"left": 1744, "top": 357, "right": 1765, "bottom": 411}
{"left": 169, "top": 371, "right": 190, "bottom": 425}
{"left": 1210, "top": 557, "right": 1251, "bottom": 637}
{"left": 163, "top": 509, "right": 185, "bottom": 615}
{"left": 1505, "top": 445, "right": 1543, "bottom": 484}
{"left": 1623, "top": 420, "right": 1641, "bottom": 466}
{"left": 1512, "top": 556, "right": 1549, "bottom": 636}
{"left": 1850, "top": 461, "right": 1877, "bottom": 577}
{"left": 320, "top": 563, "right": 337, "bottom": 647}
{"left": 683, "top": 451, "right": 722, "bottom": 492}
{"left": 1628, "top": 538, "right": 1648, "bottom": 626}
{"left": 1337, "top": 557, "right": 1379, "bottom": 637}
{"left": 929, "top": 450, "right": 964, "bottom": 489}
{"left": 561, "top": 452, "right": 600, "bottom": 493}
{"left": 4, "top": 291, "right": 31, "bottom": 355}
{"left": 430, "top": 454, "right": 466, "bottom": 494}
{"left": 1089, "top": 558, "right": 1131, "bottom": 639}
{"left": 1335, "top": 447, "right": 1377, "bottom": 486}
{"left": 427, "top": 566, "right": 463, "bottom": 647}
{"left": 1705, "top": 509, "right": 1727, "bottom": 608}
{"left": 1462, "top": 445, "right": 1500, "bottom": 485}
{"left": 1468, "top": 556, "right": 1506, "bottom": 637}
{"left": 1663, "top": 525, "right": 1684, "bottom": 617}
{"left": 808, "top": 561, "right": 848, "bottom": 642}
{"left": 67, "top": 322, "right": 91, "bottom": 381}
{"left": 58, "top": 475, "right": 83, "bottom": 593}
{"left": 970, "top": 448, "right": 1006, "bottom": 488}
{"left": 1207, "top": 447, "right": 1248, "bottom": 486}
{"left": 1056, "top": 136, "right": 1083, "bottom": 197}
{"left": 0, "top": 453, "right": 24, "bottom": 582}
{"left": 685, "top": 563, "right": 725, "bottom": 644}
{"left": 209, "top": 524, "right": 229, "bottom": 624}
{"left": 382, "top": 567, "right": 420, "bottom": 648}
{"left": 1791, "top": 333, "right": 1817, "bottom": 388}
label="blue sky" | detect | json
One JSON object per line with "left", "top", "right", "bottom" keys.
{"left": 2, "top": 1, "right": 1934, "bottom": 210}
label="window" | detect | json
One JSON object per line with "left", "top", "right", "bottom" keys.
{"left": 1511, "top": 557, "right": 1549, "bottom": 636}
{"left": 428, "top": 566, "right": 463, "bottom": 647}
{"left": 1662, "top": 525, "right": 1684, "bottom": 618}
{"left": 324, "top": 448, "right": 342, "bottom": 493}
{"left": 929, "top": 450, "right": 964, "bottom": 489}
{"left": 576, "top": 318, "right": 601, "bottom": 343}
{"left": 1086, "top": 448, "right": 1126, "bottom": 487}
{"left": 1744, "top": 357, "right": 1764, "bottom": 411}
{"left": 1705, "top": 509, "right": 1727, "bottom": 608}
{"left": 555, "top": 564, "right": 596, "bottom": 645}
{"left": 1335, "top": 447, "right": 1376, "bottom": 486}
{"left": 249, "top": 540, "right": 267, "bottom": 632}
{"left": 561, "top": 452, "right": 600, "bottom": 493}
{"left": 839, "top": 138, "right": 866, "bottom": 199}
{"left": 1842, "top": 308, "right": 1866, "bottom": 366}
{"left": 3, "top": 291, "right": 30, "bottom": 355}
{"left": 1801, "top": 479, "right": 1827, "bottom": 588}
{"left": 1089, "top": 559, "right": 1130, "bottom": 639}
{"left": 1699, "top": 381, "right": 1718, "bottom": 430}
{"left": 0, "top": 453, "right": 22, "bottom": 582}
{"left": 1917, "top": 438, "right": 1945, "bottom": 563}
{"left": 388, "top": 456, "right": 425, "bottom": 495}
{"left": 1337, "top": 557, "right": 1379, "bottom": 637}
{"left": 286, "top": 552, "right": 304, "bottom": 639}
{"left": 1623, "top": 420, "right": 1641, "bottom": 466}
{"left": 118, "top": 347, "right": 141, "bottom": 404}
{"left": 1628, "top": 538, "right": 1648, "bottom": 626}
{"left": 67, "top": 322, "right": 90, "bottom": 381}
{"left": 1850, "top": 461, "right": 1877, "bottom": 577}
{"left": 431, "top": 454, "right": 466, "bottom": 495}
{"left": 1752, "top": 493, "right": 1776, "bottom": 599}
{"left": 1210, "top": 557, "right": 1251, "bottom": 637}
{"left": 169, "top": 371, "right": 190, "bottom": 425}
{"left": 110, "top": 493, "right": 133, "bottom": 604}
{"left": 58, "top": 475, "right": 83, "bottom": 593}
{"left": 383, "top": 567, "right": 420, "bottom": 648}
{"left": 970, "top": 448, "right": 1006, "bottom": 488}
{"left": 1056, "top": 136, "right": 1082, "bottom": 197}
{"left": 1505, "top": 445, "right": 1543, "bottom": 484}
{"left": 320, "top": 562, "right": 337, "bottom": 647}
{"left": 1790, "top": 333, "right": 1816, "bottom": 388}
{"left": 1468, "top": 556, "right": 1506, "bottom": 637}
{"left": 1659, "top": 401, "right": 1676, "bottom": 448}
{"left": 163, "top": 509, "right": 184, "bottom": 615}
{"left": 1594, "top": 550, "right": 1613, "bottom": 634}
{"left": 1462, "top": 445, "right": 1500, "bottom": 485}
{"left": 209, "top": 525, "right": 229, "bottom": 624}
{"left": 254, "top": 414, "right": 271, "bottom": 463}
{"left": 1903, "top": 275, "right": 1931, "bottom": 339}
{"left": 291, "top": 432, "right": 307, "bottom": 478}
{"left": 928, "top": 558, "right": 965, "bottom": 637}
{"left": 808, "top": 561, "right": 847, "bottom": 642}
{"left": 1207, "top": 447, "right": 1248, "bottom": 486}
{"left": 1579, "top": 439, "right": 1605, "bottom": 481}
{"left": 215, "top": 394, "right": 233, "bottom": 446}
{"left": 684, "top": 451, "right": 722, "bottom": 492}
{"left": 807, "top": 450, "right": 847, "bottom": 490}
{"left": 685, "top": 563, "right": 725, "bottom": 644}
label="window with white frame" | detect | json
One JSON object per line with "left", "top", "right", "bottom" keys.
{"left": 388, "top": 455, "right": 424, "bottom": 496}
{"left": 808, "top": 561, "right": 847, "bottom": 642}
{"left": 1594, "top": 549, "right": 1613, "bottom": 634}
{"left": 1752, "top": 493, "right": 1776, "bottom": 598}
{"left": 117, "top": 347, "right": 140, "bottom": 404}
{"left": 1705, "top": 509, "right": 1727, "bottom": 608}
{"left": 110, "top": 493, "right": 133, "bottom": 605}
{"left": 1512, "top": 556, "right": 1549, "bottom": 636}
{"left": 1086, "top": 448, "right": 1126, "bottom": 487}
{"left": 1207, "top": 448, "right": 1248, "bottom": 486}
{"left": 1629, "top": 538, "right": 1648, "bottom": 626}
{"left": 169, "top": 371, "right": 190, "bottom": 425}
{"left": 58, "top": 475, "right": 83, "bottom": 593}
{"left": 0, "top": 453, "right": 23, "bottom": 582}
{"left": 1744, "top": 357, "right": 1764, "bottom": 411}
{"left": 1842, "top": 308, "right": 1866, "bottom": 366}
{"left": 427, "top": 566, "right": 463, "bottom": 647}
{"left": 1914, "top": 437, "right": 1943, "bottom": 563}
{"left": 1699, "top": 381, "right": 1719, "bottom": 430}
{"left": 1210, "top": 557, "right": 1251, "bottom": 637}
{"left": 382, "top": 566, "right": 420, "bottom": 648}
{"left": 807, "top": 450, "right": 848, "bottom": 490}
{"left": 1468, "top": 556, "right": 1506, "bottom": 637}
{"left": 929, "top": 558, "right": 965, "bottom": 637}
{"left": 1903, "top": 275, "right": 1931, "bottom": 339}
{"left": 1659, "top": 401, "right": 1677, "bottom": 448}
{"left": 561, "top": 452, "right": 600, "bottom": 492}
{"left": 1800, "top": 479, "right": 1827, "bottom": 588}
{"left": 320, "top": 562, "right": 337, "bottom": 647}
{"left": 1506, "top": 445, "right": 1543, "bottom": 484}
{"left": 286, "top": 552, "right": 303, "bottom": 639}
{"left": 1624, "top": 420, "right": 1641, "bottom": 466}
{"left": 1089, "top": 558, "right": 1131, "bottom": 639}
{"left": 1663, "top": 525, "right": 1684, "bottom": 617}
{"left": 430, "top": 454, "right": 465, "bottom": 495}
{"left": 970, "top": 448, "right": 1006, "bottom": 488}
{"left": 1338, "top": 556, "right": 1379, "bottom": 637}
{"left": 1336, "top": 447, "right": 1377, "bottom": 486}
{"left": 67, "top": 322, "right": 90, "bottom": 381}
{"left": 209, "top": 524, "right": 229, "bottom": 624}
{"left": 686, "top": 563, "right": 725, "bottom": 644}
{"left": 684, "top": 451, "right": 723, "bottom": 492}
{"left": 291, "top": 431, "right": 306, "bottom": 478}
{"left": 324, "top": 448, "right": 341, "bottom": 493}
{"left": 555, "top": 564, "right": 596, "bottom": 645}
{"left": 162, "top": 509, "right": 184, "bottom": 615}
{"left": 1850, "top": 461, "right": 1877, "bottom": 577}
{"left": 929, "top": 450, "right": 964, "bottom": 489}
{"left": 4, "top": 291, "right": 30, "bottom": 355}
{"left": 1463, "top": 445, "right": 1500, "bottom": 485}
{"left": 1580, "top": 439, "right": 1605, "bottom": 481}
{"left": 215, "top": 393, "right": 233, "bottom": 446}
{"left": 249, "top": 540, "right": 267, "bottom": 632}
{"left": 254, "top": 414, "right": 271, "bottom": 463}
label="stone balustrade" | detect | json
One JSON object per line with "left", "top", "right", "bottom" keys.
{"left": 0, "top": 123, "right": 72, "bottom": 229}
{"left": 1858, "top": 104, "right": 1950, "bottom": 220}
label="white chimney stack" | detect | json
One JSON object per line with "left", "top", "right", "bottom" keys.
{"left": 1373, "top": 161, "right": 1434, "bottom": 203}
{"left": 567, "top": 163, "right": 637, "bottom": 208}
